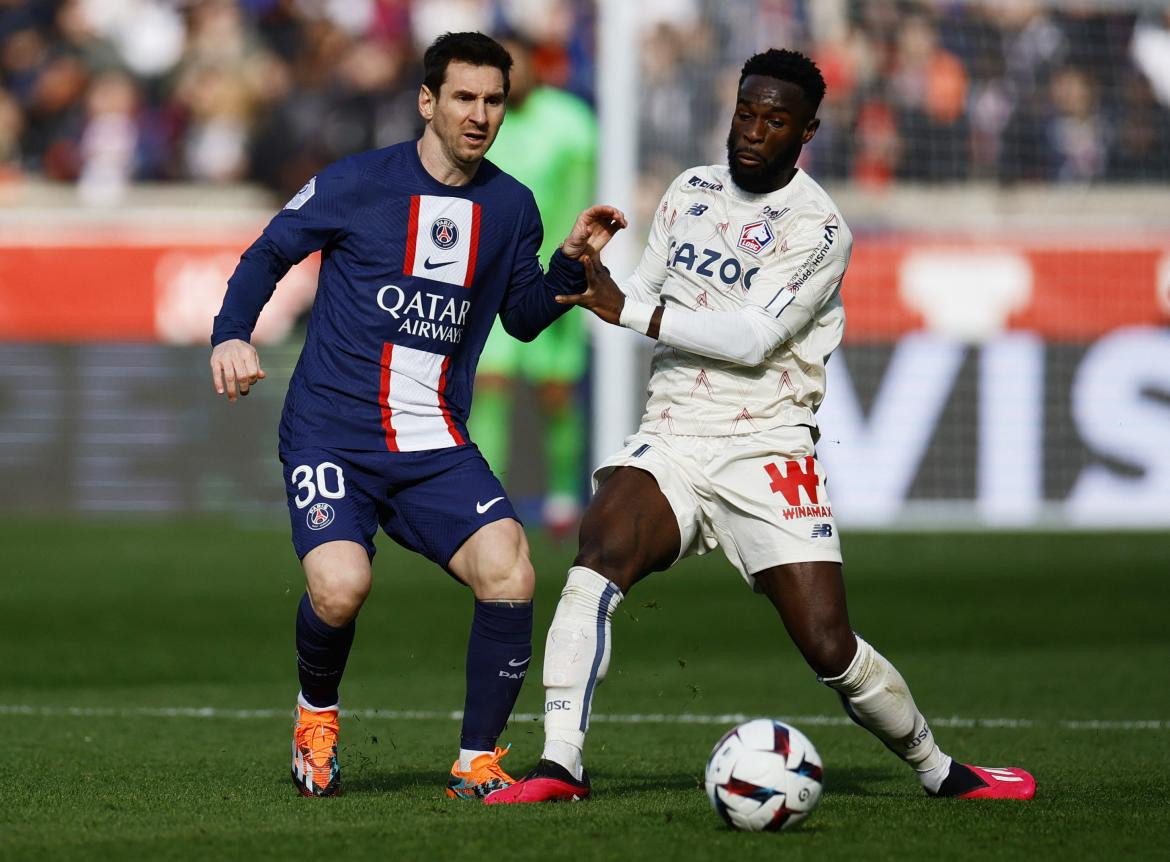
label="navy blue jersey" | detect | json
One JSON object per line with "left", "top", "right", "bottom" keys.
{"left": 212, "top": 140, "right": 585, "bottom": 452}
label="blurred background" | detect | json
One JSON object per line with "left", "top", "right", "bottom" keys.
{"left": 1, "top": 0, "right": 1168, "bottom": 528}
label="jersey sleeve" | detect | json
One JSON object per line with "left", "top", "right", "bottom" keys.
{"left": 618, "top": 179, "right": 677, "bottom": 304}
{"left": 211, "top": 160, "right": 359, "bottom": 345}
{"left": 497, "top": 191, "right": 586, "bottom": 342}
{"left": 745, "top": 214, "right": 851, "bottom": 340}
{"left": 652, "top": 212, "right": 851, "bottom": 366}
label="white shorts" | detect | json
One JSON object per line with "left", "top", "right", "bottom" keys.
{"left": 592, "top": 426, "right": 842, "bottom": 589}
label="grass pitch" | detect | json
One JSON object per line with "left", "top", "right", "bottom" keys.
{"left": 3, "top": 520, "right": 1169, "bottom": 861}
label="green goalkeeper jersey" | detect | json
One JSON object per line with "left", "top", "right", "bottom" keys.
{"left": 488, "top": 87, "right": 597, "bottom": 264}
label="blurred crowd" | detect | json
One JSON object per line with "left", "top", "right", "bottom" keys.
{"left": 1, "top": 0, "right": 1168, "bottom": 206}
{"left": 0, "top": 0, "right": 595, "bottom": 202}
{"left": 641, "top": 1, "right": 1170, "bottom": 190}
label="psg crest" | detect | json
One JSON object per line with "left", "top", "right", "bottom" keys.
{"left": 306, "top": 502, "right": 335, "bottom": 531}
{"left": 431, "top": 217, "right": 459, "bottom": 249}
{"left": 737, "top": 220, "right": 775, "bottom": 256}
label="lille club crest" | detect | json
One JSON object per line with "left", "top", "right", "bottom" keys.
{"left": 737, "top": 220, "right": 775, "bottom": 256}
{"left": 431, "top": 217, "right": 459, "bottom": 249}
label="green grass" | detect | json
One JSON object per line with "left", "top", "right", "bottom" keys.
{"left": 3, "top": 522, "right": 1169, "bottom": 860}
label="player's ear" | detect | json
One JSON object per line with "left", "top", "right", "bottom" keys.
{"left": 802, "top": 116, "right": 820, "bottom": 145}
{"left": 418, "top": 84, "right": 435, "bottom": 121}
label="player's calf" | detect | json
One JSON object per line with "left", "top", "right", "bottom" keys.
{"left": 541, "top": 566, "right": 624, "bottom": 780}
{"left": 822, "top": 634, "right": 1035, "bottom": 799}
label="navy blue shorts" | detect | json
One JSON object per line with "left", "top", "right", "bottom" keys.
{"left": 279, "top": 444, "right": 518, "bottom": 569}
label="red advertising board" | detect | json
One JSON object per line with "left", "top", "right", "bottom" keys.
{"left": 0, "top": 232, "right": 1166, "bottom": 343}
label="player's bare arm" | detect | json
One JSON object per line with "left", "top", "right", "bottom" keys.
{"left": 559, "top": 205, "right": 628, "bottom": 259}
{"left": 210, "top": 338, "right": 266, "bottom": 402}
{"left": 557, "top": 254, "right": 664, "bottom": 337}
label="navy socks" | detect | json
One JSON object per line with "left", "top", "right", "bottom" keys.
{"left": 460, "top": 600, "right": 533, "bottom": 751}
{"left": 295, "top": 592, "right": 356, "bottom": 709}
{"left": 295, "top": 592, "right": 530, "bottom": 738}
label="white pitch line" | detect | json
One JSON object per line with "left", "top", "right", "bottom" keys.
{"left": 0, "top": 705, "right": 1163, "bottom": 731}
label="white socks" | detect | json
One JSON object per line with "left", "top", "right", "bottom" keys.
{"left": 821, "top": 635, "right": 952, "bottom": 794}
{"left": 297, "top": 692, "right": 339, "bottom": 712}
{"left": 458, "top": 748, "right": 491, "bottom": 772}
{"left": 541, "top": 566, "right": 624, "bottom": 780}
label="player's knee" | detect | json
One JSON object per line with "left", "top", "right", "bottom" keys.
{"left": 462, "top": 519, "right": 535, "bottom": 600}
{"left": 805, "top": 630, "right": 856, "bottom": 679}
{"left": 471, "top": 554, "right": 534, "bottom": 601}
{"left": 574, "top": 538, "right": 640, "bottom": 592}
{"left": 309, "top": 573, "right": 370, "bottom": 627}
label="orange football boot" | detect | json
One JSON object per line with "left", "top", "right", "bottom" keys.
{"left": 446, "top": 745, "right": 516, "bottom": 799}
{"left": 291, "top": 704, "right": 342, "bottom": 797}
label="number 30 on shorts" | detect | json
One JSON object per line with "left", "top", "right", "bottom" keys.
{"left": 290, "top": 462, "right": 346, "bottom": 509}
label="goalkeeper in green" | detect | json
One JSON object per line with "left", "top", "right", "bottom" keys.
{"left": 470, "top": 35, "right": 597, "bottom": 535}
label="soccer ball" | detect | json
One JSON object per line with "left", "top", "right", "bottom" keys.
{"left": 704, "top": 718, "right": 824, "bottom": 832}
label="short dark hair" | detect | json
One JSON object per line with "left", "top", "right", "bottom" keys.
{"left": 738, "top": 49, "right": 826, "bottom": 113}
{"left": 423, "top": 32, "right": 513, "bottom": 97}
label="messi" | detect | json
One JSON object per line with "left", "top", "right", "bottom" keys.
{"left": 667, "top": 241, "right": 759, "bottom": 291}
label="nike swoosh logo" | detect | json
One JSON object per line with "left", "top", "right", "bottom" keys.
{"left": 508, "top": 657, "right": 531, "bottom": 667}
{"left": 423, "top": 257, "right": 455, "bottom": 269}
{"left": 476, "top": 496, "right": 505, "bottom": 514}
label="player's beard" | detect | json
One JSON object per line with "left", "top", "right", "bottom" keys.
{"left": 726, "top": 128, "right": 791, "bottom": 194}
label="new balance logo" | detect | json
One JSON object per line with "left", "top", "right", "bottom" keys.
{"left": 686, "top": 203, "right": 709, "bottom": 216}
{"left": 423, "top": 257, "right": 455, "bottom": 269}
{"left": 811, "top": 523, "right": 833, "bottom": 538}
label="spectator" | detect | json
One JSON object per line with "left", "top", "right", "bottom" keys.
{"left": 78, "top": 69, "right": 138, "bottom": 204}
{"left": 1047, "top": 65, "right": 1106, "bottom": 183}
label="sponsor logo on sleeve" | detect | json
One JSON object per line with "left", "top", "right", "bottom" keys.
{"left": 284, "top": 177, "right": 316, "bottom": 210}
{"left": 784, "top": 214, "right": 840, "bottom": 293}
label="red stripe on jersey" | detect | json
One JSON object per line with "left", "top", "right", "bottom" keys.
{"left": 402, "top": 195, "right": 420, "bottom": 275}
{"left": 379, "top": 342, "right": 399, "bottom": 452}
{"left": 437, "top": 356, "right": 465, "bottom": 446}
{"left": 463, "top": 203, "right": 481, "bottom": 288}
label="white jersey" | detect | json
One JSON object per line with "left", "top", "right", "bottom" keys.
{"left": 623, "top": 165, "right": 851, "bottom": 436}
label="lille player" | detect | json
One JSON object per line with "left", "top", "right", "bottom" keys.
{"left": 486, "top": 49, "right": 1034, "bottom": 805}
{"left": 209, "top": 32, "right": 625, "bottom": 799}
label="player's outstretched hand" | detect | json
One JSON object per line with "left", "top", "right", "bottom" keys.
{"left": 210, "top": 338, "right": 266, "bottom": 403}
{"left": 560, "top": 205, "right": 627, "bottom": 259}
{"left": 556, "top": 253, "right": 624, "bottom": 325}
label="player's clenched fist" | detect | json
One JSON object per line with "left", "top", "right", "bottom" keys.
{"left": 210, "top": 338, "right": 267, "bottom": 402}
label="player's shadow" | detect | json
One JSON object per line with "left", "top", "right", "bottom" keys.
{"left": 342, "top": 769, "right": 451, "bottom": 794}
{"left": 593, "top": 771, "right": 707, "bottom": 800}
{"left": 820, "top": 765, "right": 905, "bottom": 797}
{"left": 334, "top": 765, "right": 902, "bottom": 799}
